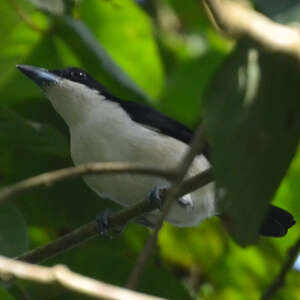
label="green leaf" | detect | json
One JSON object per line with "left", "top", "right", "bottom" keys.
{"left": 53, "top": 14, "right": 154, "bottom": 103}
{"left": 76, "top": 0, "right": 164, "bottom": 100}
{"left": 159, "top": 51, "right": 226, "bottom": 127}
{"left": 0, "top": 106, "right": 68, "bottom": 157}
{"left": 0, "top": 1, "right": 34, "bottom": 41}
{"left": 0, "top": 205, "right": 28, "bottom": 257}
{"left": 204, "top": 41, "right": 300, "bottom": 245}
{"left": 0, "top": 21, "right": 61, "bottom": 105}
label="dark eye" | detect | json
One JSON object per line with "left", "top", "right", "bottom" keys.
{"left": 70, "top": 70, "right": 86, "bottom": 80}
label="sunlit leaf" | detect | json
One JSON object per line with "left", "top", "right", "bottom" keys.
{"left": 77, "top": 0, "right": 164, "bottom": 100}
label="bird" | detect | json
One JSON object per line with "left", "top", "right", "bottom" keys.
{"left": 17, "top": 64, "right": 295, "bottom": 237}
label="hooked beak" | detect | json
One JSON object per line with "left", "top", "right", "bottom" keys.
{"left": 16, "top": 65, "right": 60, "bottom": 89}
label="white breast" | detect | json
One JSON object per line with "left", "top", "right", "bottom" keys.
{"left": 69, "top": 100, "right": 215, "bottom": 227}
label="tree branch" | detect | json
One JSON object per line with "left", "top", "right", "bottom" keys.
{"left": 260, "top": 236, "right": 300, "bottom": 300}
{"left": 0, "top": 256, "right": 166, "bottom": 300}
{"left": 202, "top": 0, "right": 300, "bottom": 59}
{"left": 126, "top": 126, "right": 208, "bottom": 289}
{"left": 16, "top": 168, "right": 213, "bottom": 264}
{"left": 0, "top": 162, "right": 177, "bottom": 205}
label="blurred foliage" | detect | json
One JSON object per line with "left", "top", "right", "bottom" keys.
{"left": 0, "top": 0, "right": 299, "bottom": 299}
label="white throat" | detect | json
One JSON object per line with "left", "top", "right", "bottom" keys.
{"left": 45, "top": 79, "right": 108, "bottom": 127}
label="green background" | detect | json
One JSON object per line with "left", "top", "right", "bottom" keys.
{"left": 0, "top": 0, "right": 299, "bottom": 299}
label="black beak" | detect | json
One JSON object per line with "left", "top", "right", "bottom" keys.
{"left": 16, "top": 65, "right": 60, "bottom": 88}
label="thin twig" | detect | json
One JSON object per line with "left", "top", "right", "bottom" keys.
{"left": 16, "top": 168, "right": 213, "bottom": 264}
{"left": 260, "top": 236, "right": 300, "bottom": 300}
{"left": 0, "top": 256, "right": 166, "bottom": 300}
{"left": 126, "top": 126, "right": 207, "bottom": 289}
{"left": 0, "top": 162, "right": 177, "bottom": 205}
{"left": 202, "top": 0, "right": 300, "bottom": 59}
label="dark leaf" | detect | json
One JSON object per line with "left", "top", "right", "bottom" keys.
{"left": 53, "top": 16, "right": 152, "bottom": 103}
{"left": 204, "top": 41, "right": 300, "bottom": 245}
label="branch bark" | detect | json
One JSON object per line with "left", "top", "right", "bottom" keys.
{"left": 0, "top": 162, "right": 176, "bottom": 205}
{"left": 16, "top": 168, "right": 213, "bottom": 264}
{"left": 203, "top": 0, "right": 300, "bottom": 59}
{"left": 0, "top": 256, "right": 166, "bottom": 300}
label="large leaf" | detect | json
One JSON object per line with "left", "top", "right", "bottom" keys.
{"left": 76, "top": 0, "right": 164, "bottom": 100}
{"left": 159, "top": 51, "right": 225, "bottom": 127}
{"left": 53, "top": 16, "right": 153, "bottom": 103}
{"left": 0, "top": 15, "right": 60, "bottom": 104}
{"left": 204, "top": 41, "right": 300, "bottom": 245}
{"left": 0, "top": 4, "right": 46, "bottom": 93}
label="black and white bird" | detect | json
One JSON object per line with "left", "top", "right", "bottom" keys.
{"left": 17, "top": 65, "right": 295, "bottom": 237}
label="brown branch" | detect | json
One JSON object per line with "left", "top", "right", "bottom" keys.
{"left": 0, "top": 256, "right": 166, "bottom": 300}
{"left": 16, "top": 168, "right": 213, "bottom": 264}
{"left": 260, "top": 236, "right": 300, "bottom": 300}
{"left": 126, "top": 126, "right": 207, "bottom": 289}
{"left": 202, "top": 0, "right": 300, "bottom": 59}
{"left": 0, "top": 162, "right": 177, "bottom": 205}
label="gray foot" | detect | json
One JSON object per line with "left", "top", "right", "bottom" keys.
{"left": 147, "top": 185, "right": 168, "bottom": 209}
{"left": 96, "top": 210, "right": 125, "bottom": 239}
{"left": 96, "top": 210, "right": 111, "bottom": 237}
{"left": 177, "top": 195, "right": 194, "bottom": 208}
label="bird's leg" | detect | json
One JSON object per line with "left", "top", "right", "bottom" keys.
{"left": 147, "top": 185, "right": 168, "bottom": 209}
{"left": 177, "top": 194, "right": 194, "bottom": 208}
{"left": 148, "top": 185, "right": 194, "bottom": 210}
{"left": 95, "top": 209, "right": 124, "bottom": 238}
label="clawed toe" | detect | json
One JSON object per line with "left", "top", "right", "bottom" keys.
{"left": 147, "top": 186, "right": 168, "bottom": 209}
{"left": 96, "top": 210, "right": 125, "bottom": 239}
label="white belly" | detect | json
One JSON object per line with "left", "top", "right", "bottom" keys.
{"left": 70, "top": 116, "right": 215, "bottom": 227}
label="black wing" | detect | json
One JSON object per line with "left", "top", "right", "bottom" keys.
{"left": 259, "top": 205, "right": 295, "bottom": 237}
{"left": 119, "top": 101, "right": 193, "bottom": 144}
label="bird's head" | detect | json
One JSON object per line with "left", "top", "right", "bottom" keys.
{"left": 17, "top": 65, "right": 115, "bottom": 126}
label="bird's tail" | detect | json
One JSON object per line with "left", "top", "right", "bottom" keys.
{"left": 259, "top": 205, "right": 295, "bottom": 237}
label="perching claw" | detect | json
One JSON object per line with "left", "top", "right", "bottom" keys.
{"left": 95, "top": 210, "right": 124, "bottom": 239}
{"left": 147, "top": 185, "right": 168, "bottom": 209}
{"left": 148, "top": 185, "right": 194, "bottom": 210}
